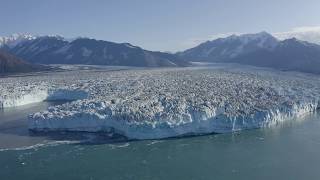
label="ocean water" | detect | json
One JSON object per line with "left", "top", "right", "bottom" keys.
{"left": 1, "top": 103, "right": 320, "bottom": 179}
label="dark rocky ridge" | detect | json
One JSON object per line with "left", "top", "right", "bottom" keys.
{"left": 0, "top": 50, "right": 48, "bottom": 74}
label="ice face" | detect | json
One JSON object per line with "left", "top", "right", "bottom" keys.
{"left": 0, "top": 78, "right": 88, "bottom": 108}
{"left": 1, "top": 65, "right": 320, "bottom": 139}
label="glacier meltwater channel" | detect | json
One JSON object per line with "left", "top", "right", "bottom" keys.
{"left": 1, "top": 66, "right": 319, "bottom": 139}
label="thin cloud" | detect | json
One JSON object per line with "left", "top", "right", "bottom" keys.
{"left": 273, "top": 26, "right": 320, "bottom": 44}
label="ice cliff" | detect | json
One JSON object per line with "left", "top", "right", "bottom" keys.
{"left": 1, "top": 66, "right": 320, "bottom": 139}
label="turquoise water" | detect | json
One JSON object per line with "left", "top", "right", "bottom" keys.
{"left": 1, "top": 103, "right": 320, "bottom": 179}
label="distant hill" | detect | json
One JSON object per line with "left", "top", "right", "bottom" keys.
{"left": 1, "top": 35, "right": 189, "bottom": 67}
{"left": 179, "top": 32, "right": 320, "bottom": 74}
{"left": 0, "top": 50, "right": 48, "bottom": 74}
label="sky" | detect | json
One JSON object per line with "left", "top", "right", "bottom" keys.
{"left": 1, "top": 0, "right": 320, "bottom": 52}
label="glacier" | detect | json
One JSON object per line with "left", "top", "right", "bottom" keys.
{"left": 0, "top": 80, "right": 88, "bottom": 108}
{"left": 1, "top": 65, "right": 320, "bottom": 139}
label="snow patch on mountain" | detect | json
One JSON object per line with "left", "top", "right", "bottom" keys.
{"left": 82, "top": 47, "right": 92, "bottom": 57}
{"left": 123, "top": 43, "right": 138, "bottom": 49}
{"left": 54, "top": 45, "right": 71, "bottom": 54}
{"left": 0, "top": 34, "right": 36, "bottom": 48}
{"left": 202, "top": 47, "right": 217, "bottom": 57}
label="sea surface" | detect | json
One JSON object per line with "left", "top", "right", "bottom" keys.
{"left": 1, "top": 102, "right": 320, "bottom": 180}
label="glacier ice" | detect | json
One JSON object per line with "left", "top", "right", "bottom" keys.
{"left": 1, "top": 65, "right": 320, "bottom": 139}
{"left": 0, "top": 79, "right": 88, "bottom": 108}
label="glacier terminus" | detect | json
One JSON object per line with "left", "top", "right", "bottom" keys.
{"left": 0, "top": 64, "right": 319, "bottom": 139}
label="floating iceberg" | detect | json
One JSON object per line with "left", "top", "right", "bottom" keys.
{"left": 1, "top": 65, "right": 320, "bottom": 139}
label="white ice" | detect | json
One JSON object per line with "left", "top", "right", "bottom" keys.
{"left": 1, "top": 65, "right": 319, "bottom": 139}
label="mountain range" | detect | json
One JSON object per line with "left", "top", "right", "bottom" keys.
{"left": 178, "top": 32, "right": 320, "bottom": 74}
{"left": 0, "top": 34, "right": 189, "bottom": 67}
{"left": 1, "top": 32, "right": 320, "bottom": 74}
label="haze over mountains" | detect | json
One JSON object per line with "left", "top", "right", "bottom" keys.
{"left": 1, "top": 32, "right": 320, "bottom": 73}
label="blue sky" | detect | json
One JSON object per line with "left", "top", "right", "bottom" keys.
{"left": 1, "top": 0, "right": 320, "bottom": 51}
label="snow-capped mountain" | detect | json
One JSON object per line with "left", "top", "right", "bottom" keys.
{"left": 2, "top": 35, "right": 189, "bottom": 67}
{"left": 179, "top": 32, "right": 320, "bottom": 74}
{"left": 178, "top": 32, "right": 279, "bottom": 61}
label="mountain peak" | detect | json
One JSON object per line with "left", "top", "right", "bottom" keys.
{"left": 238, "top": 31, "right": 276, "bottom": 41}
{"left": 222, "top": 31, "right": 275, "bottom": 40}
{"left": 218, "top": 32, "right": 278, "bottom": 49}
{"left": 43, "top": 35, "right": 66, "bottom": 40}
{"left": 180, "top": 31, "right": 279, "bottom": 61}
{"left": 256, "top": 31, "right": 272, "bottom": 36}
